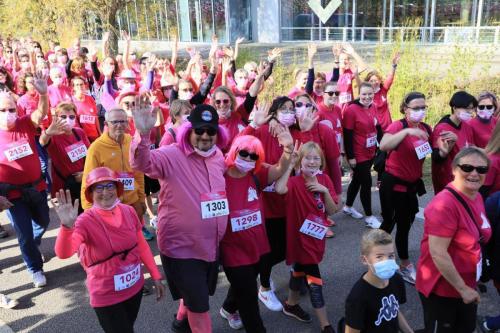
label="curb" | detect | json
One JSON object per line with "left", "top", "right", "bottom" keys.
{"left": 0, "top": 320, "right": 14, "bottom": 333}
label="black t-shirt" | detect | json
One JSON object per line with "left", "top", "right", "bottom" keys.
{"left": 345, "top": 273, "right": 406, "bottom": 333}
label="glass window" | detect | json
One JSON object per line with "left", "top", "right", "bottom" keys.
{"left": 200, "top": 0, "right": 215, "bottom": 42}
{"left": 435, "top": 0, "right": 474, "bottom": 26}
{"left": 355, "top": 0, "right": 384, "bottom": 27}
{"left": 228, "top": 0, "right": 252, "bottom": 42}
{"left": 481, "top": 0, "right": 500, "bottom": 25}
{"left": 214, "top": 0, "right": 227, "bottom": 42}
{"left": 392, "top": 0, "right": 426, "bottom": 26}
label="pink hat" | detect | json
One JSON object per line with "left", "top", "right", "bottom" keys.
{"left": 84, "top": 167, "right": 124, "bottom": 203}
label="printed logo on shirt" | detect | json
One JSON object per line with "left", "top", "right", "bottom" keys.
{"left": 248, "top": 187, "right": 258, "bottom": 202}
{"left": 374, "top": 294, "right": 399, "bottom": 326}
{"left": 481, "top": 212, "right": 490, "bottom": 229}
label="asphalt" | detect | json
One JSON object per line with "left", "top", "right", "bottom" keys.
{"left": 0, "top": 176, "right": 499, "bottom": 333}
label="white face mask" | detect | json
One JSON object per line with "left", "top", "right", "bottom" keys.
{"left": 93, "top": 198, "right": 120, "bottom": 211}
{"left": 278, "top": 113, "right": 296, "bottom": 127}
{"left": 52, "top": 77, "right": 63, "bottom": 86}
{"left": 234, "top": 156, "right": 256, "bottom": 173}
{"left": 301, "top": 166, "right": 321, "bottom": 177}
{"left": 0, "top": 111, "right": 17, "bottom": 129}
{"left": 181, "top": 114, "right": 190, "bottom": 122}
{"left": 458, "top": 111, "right": 473, "bottom": 122}
{"left": 236, "top": 78, "right": 248, "bottom": 89}
{"left": 65, "top": 118, "right": 76, "bottom": 129}
{"left": 21, "top": 62, "right": 31, "bottom": 70}
{"left": 409, "top": 110, "right": 426, "bottom": 123}
{"left": 194, "top": 145, "right": 217, "bottom": 158}
{"left": 179, "top": 91, "right": 194, "bottom": 101}
{"left": 121, "top": 83, "right": 136, "bottom": 93}
{"left": 477, "top": 109, "right": 493, "bottom": 120}
{"left": 125, "top": 109, "right": 133, "bottom": 118}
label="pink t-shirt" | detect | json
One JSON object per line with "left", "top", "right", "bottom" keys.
{"left": 48, "top": 84, "right": 72, "bottom": 109}
{"left": 485, "top": 153, "right": 500, "bottom": 194}
{"left": 469, "top": 117, "right": 496, "bottom": 148}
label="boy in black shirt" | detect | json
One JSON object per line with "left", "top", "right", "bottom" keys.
{"left": 344, "top": 229, "right": 414, "bottom": 333}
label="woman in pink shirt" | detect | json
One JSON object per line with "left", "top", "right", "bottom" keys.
{"left": 470, "top": 91, "right": 497, "bottom": 148}
{"left": 54, "top": 167, "right": 164, "bottom": 333}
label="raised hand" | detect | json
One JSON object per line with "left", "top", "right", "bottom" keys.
{"left": 88, "top": 47, "right": 98, "bottom": 62}
{"left": 102, "top": 62, "right": 114, "bottom": 79}
{"left": 221, "top": 56, "right": 232, "bottom": 74}
{"left": 160, "top": 70, "right": 178, "bottom": 87}
{"left": 332, "top": 43, "right": 342, "bottom": 57}
{"left": 342, "top": 42, "right": 355, "bottom": 55}
{"left": 45, "top": 116, "right": 67, "bottom": 136}
{"left": 268, "top": 118, "right": 285, "bottom": 138}
{"left": 308, "top": 43, "right": 317, "bottom": 61}
{"left": 223, "top": 47, "right": 234, "bottom": 60}
{"left": 121, "top": 30, "right": 131, "bottom": 42}
{"left": 297, "top": 107, "right": 319, "bottom": 132}
{"left": 102, "top": 31, "right": 110, "bottom": 43}
{"left": 132, "top": 94, "right": 157, "bottom": 135}
{"left": 53, "top": 189, "right": 79, "bottom": 228}
{"left": 252, "top": 102, "right": 272, "bottom": 127}
{"left": 209, "top": 34, "right": 218, "bottom": 59}
{"left": 235, "top": 37, "right": 245, "bottom": 45}
{"left": 33, "top": 70, "right": 48, "bottom": 95}
{"left": 146, "top": 54, "right": 158, "bottom": 72}
{"left": 392, "top": 52, "right": 401, "bottom": 65}
{"left": 268, "top": 48, "right": 282, "bottom": 63}
{"left": 277, "top": 126, "right": 294, "bottom": 149}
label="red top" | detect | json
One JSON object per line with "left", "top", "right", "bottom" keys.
{"left": 484, "top": 153, "right": 500, "bottom": 194}
{"left": 469, "top": 117, "right": 496, "bottom": 148}
{"left": 385, "top": 120, "right": 432, "bottom": 192}
{"left": 343, "top": 102, "right": 378, "bottom": 163}
{"left": 372, "top": 74, "right": 394, "bottom": 131}
{"left": 0, "top": 116, "right": 46, "bottom": 199}
{"left": 45, "top": 128, "right": 90, "bottom": 196}
{"left": 240, "top": 124, "right": 286, "bottom": 219}
{"left": 220, "top": 168, "right": 271, "bottom": 267}
{"left": 431, "top": 116, "right": 475, "bottom": 194}
{"left": 17, "top": 91, "right": 39, "bottom": 118}
{"left": 317, "top": 102, "right": 343, "bottom": 146}
{"left": 337, "top": 69, "right": 355, "bottom": 108}
{"left": 416, "top": 184, "right": 492, "bottom": 298}
{"left": 285, "top": 174, "right": 337, "bottom": 265}
{"left": 73, "top": 95, "right": 100, "bottom": 141}
{"left": 287, "top": 86, "right": 304, "bottom": 99}
{"left": 55, "top": 204, "right": 162, "bottom": 307}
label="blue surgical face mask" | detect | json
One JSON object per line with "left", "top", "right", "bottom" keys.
{"left": 370, "top": 259, "right": 399, "bottom": 280}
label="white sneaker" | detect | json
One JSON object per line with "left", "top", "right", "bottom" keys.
{"left": 0, "top": 294, "right": 18, "bottom": 309}
{"left": 343, "top": 206, "right": 364, "bottom": 219}
{"left": 257, "top": 276, "right": 276, "bottom": 291}
{"left": 258, "top": 288, "right": 283, "bottom": 311}
{"left": 399, "top": 263, "right": 417, "bottom": 284}
{"left": 220, "top": 308, "right": 243, "bottom": 330}
{"left": 365, "top": 215, "right": 381, "bottom": 229}
{"left": 32, "top": 271, "right": 47, "bottom": 288}
{"left": 149, "top": 216, "right": 158, "bottom": 230}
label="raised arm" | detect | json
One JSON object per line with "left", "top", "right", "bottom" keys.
{"left": 170, "top": 34, "right": 178, "bottom": 69}
{"left": 30, "top": 71, "right": 48, "bottom": 127}
{"left": 268, "top": 129, "right": 297, "bottom": 183}
{"left": 121, "top": 31, "right": 132, "bottom": 70}
{"left": 305, "top": 43, "right": 317, "bottom": 95}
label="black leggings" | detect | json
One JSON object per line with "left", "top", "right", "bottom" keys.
{"left": 93, "top": 289, "right": 143, "bottom": 333}
{"left": 259, "top": 217, "right": 286, "bottom": 289}
{"left": 223, "top": 260, "right": 266, "bottom": 333}
{"left": 346, "top": 159, "right": 374, "bottom": 216}
{"left": 419, "top": 292, "right": 477, "bottom": 333}
{"left": 379, "top": 178, "right": 418, "bottom": 260}
{"left": 290, "top": 264, "right": 325, "bottom": 309}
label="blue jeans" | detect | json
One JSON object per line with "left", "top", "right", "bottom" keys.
{"left": 6, "top": 191, "right": 50, "bottom": 274}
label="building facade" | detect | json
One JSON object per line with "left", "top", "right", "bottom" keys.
{"left": 83, "top": 0, "right": 500, "bottom": 44}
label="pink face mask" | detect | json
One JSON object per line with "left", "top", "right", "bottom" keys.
{"left": 20, "top": 62, "right": 30, "bottom": 70}
{"left": 458, "top": 111, "right": 473, "bottom": 122}
{"left": 248, "top": 72, "right": 257, "bottom": 80}
{"left": 278, "top": 113, "right": 296, "bottom": 127}
{"left": 0, "top": 111, "right": 17, "bottom": 129}
{"left": 234, "top": 156, "right": 256, "bottom": 173}
{"left": 301, "top": 166, "right": 321, "bottom": 177}
{"left": 179, "top": 91, "right": 194, "bottom": 101}
{"left": 52, "top": 77, "right": 63, "bottom": 86}
{"left": 477, "top": 109, "right": 493, "bottom": 120}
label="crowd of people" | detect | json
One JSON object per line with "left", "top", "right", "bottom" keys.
{"left": 0, "top": 32, "right": 498, "bottom": 333}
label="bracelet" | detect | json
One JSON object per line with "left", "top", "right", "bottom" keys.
{"left": 392, "top": 64, "right": 398, "bottom": 68}
{"left": 283, "top": 149, "right": 293, "bottom": 154}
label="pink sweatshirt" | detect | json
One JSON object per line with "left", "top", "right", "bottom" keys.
{"left": 47, "top": 84, "right": 72, "bottom": 109}
{"left": 130, "top": 132, "right": 227, "bottom": 262}
{"left": 55, "top": 203, "right": 161, "bottom": 307}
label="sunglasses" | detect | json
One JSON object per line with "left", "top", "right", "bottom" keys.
{"left": 0, "top": 108, "right": 16, "bottom": 113}
{"left": 59, "top": 115, "right": 76, "bottom": 120}
{"left": 239, "top": 150, "right": 259, "bottom": 161}
{"left": 477, "top": 105, "right": 495, "bottom": 111}
{"left": 180, "top": 88, "right": 193, "bottom": 92}
{"left": 407, "top": 106, "right": 428, "bottom": 111}
{"left": 93, "top": 182, "right": 117, "bottom": 193}
{"left": 457, "top": 164, "right": 489, "bottom": 174}
{"left": 295, "top": 102, "right": 312, "bottom": 108}
{"left": 194, "top": 127, "right": 217, "bottom": 136}
{"left": 108, "top": 120, "right": 128, "bottom": 125}
{"left": 324, "top": 91, "right": 340, "bottom": 96}
{"left": 215, "top": 99, "right": 230, "bottom": 105}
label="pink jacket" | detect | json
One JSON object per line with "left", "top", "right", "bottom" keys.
{"left": 130, "top": 130, "right": 227, "bottom": 262}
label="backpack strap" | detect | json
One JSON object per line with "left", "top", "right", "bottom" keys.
{"left": 252, "top": 174, "right": 261, "bottom": 193}
{"left": 167, "top": 127, "right": 177, "bottom": 143}
{"left": 445, "top": 186, "right": 484, "bottom": 244}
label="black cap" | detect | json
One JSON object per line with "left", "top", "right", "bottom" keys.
{"left": 188, "top": 104, "right": 219, "bottom": 130}
{"left": 449, "top": 91, "right": 478, "bottom": 108}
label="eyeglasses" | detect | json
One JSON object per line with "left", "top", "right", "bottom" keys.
{"left": 278, "top": 106, "right": 295, "bottom": 114}
{"left": 215, "top": 99, "right": 230, "bottom": 105}
{"left": 59, "top": 115, "right": 76, "bottom": 120}
{"left": 324, "top": 91, "right": 340, "bottom": 96}
{"left": 0, "top": 108, "right": 16, "bottom": 113}
{"left": 93, "top": 182, "right": 117, "bottom": 193}
{"left": 407, "top": 106, "right": 428, "bottom": 112}
{"left": 478, "top": 105, "right": 495, "bottom": 111}
{"left": 295, "top": 102, "right": 312, "bottom": 108}
{"left": 457, "top": 164, "right": 489, "bottom": 174}
{"left": 5, "top": 50, "right": 12, "bottom": 54}
{"left": 238, "top": 150, "right": 259, "bottom": 161}
{"left": 108, "top": 120, "right": 128, "bottom": 125}
{"left": 194, "top": 127, "right": 217, "bottom": 136}
{"left": 123, "top": 101, "right": 135, "bottom": 108}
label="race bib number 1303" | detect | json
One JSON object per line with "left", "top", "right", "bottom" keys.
{"left": 201, "top": 192, "right": 229, "bottom": 219}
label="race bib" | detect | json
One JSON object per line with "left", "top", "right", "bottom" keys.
{"left": 117, "top": 172, "right": 135, "bottom": 191}
{"left": 4, "top": 139, "right": 34, "bottom": 162}
{"left": 339, "top": 93, "right": 352, "bottom": 104}
{"left": 414, "top": 140, "right": 432, "bottom": 160}
{"left": 114, "top": 264, "right": 141, "bottom": 291}
{"left": 79, "top": 114, "right": 95, "bottom": 124}
{"left": 200, "top": 192, "right": 229, "bottom": 219}
{"left": 230, "top": 209, "right": 262, "bottom": 232}
{"left": 477, "top": 254, "right": 482, "bottom": 282}
{"left": 299, "top": 214, "right": 327, "bottom": 240}
{"left": 366, "top": 134, "right": 377, "bottom": 148}
{"left": 65, "top": 142, "right": 87, "bottom": 163}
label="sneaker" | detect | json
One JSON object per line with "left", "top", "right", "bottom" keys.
{"left": 477, "top": 315, "right": 495, "bottom": 333}
{"left": 342, "top": 206, "right": 363, "bottom": 219}
{"left": 220, "top": 308, "right": 243, "bottom": 330}
{"left": 282, "top": 302, "right": 312, "bottom": 323}
{"left": 258, "top": 288, "right": 283, "bottom": 311}
{"left": 325, "top": 228, "right": 335, "bottom": 238}
{"left": 399, "top": 263, "right": 417, "bottom": 284}
{"left": 32, "top": 271, "right": 46, "bottom": 288}
{"left": 365, "top": 216, "right": 381, "bottom": 229}
{"left": 0, "top": 225, "right": 8, "bottom": 238}
{"left": 0, "top": 294, "right": 19, "bottom": 309}
{"left": 142, "top": 286, "right": 151, "bottom": 296}
{"left": 322, "top": 325, "right": 336, "bottom": 333}
{"left": 172, "top": 317, "right": 192, "bottom": 333}
{"left": 142, "top": 226, "right": 155, "bottom": 241}
{"left": 149, "top": 216, "right": 158, "bottom": 230}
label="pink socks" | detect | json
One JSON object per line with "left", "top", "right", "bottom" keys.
{"left": 176, "top": 299, "right": 187, "bottom": 321}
